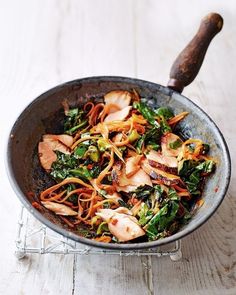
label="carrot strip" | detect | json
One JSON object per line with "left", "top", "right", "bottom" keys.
{"left": 94, "top": 236, "right": 112, "bottom": 243}
{"left": 93, "top": 150, "right": 114, "bottom": 187}
{"left": 84, "top": 101, "right": 94, "bottom": 114}
{"left": 168, "top": 111, "right": 189, "bottom": 125}
{"left": 59, "top": 216, "right": 75, "bottom": 228}
{"left": 71, "top": 136, "right": 99, "bottom": 150}
{"left": 40, "top": 177, "right": 93, "bottom": 200}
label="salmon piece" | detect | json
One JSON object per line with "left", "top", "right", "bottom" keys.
{"left": 42, "top": 201, "right": 78, "bottom": 216}
{"left": 125, "top": 155, "right": 143, "bottom": 177}
{"left": 39, "top": 134, "right": 72, "bottom": 170}
{"left": 104, "top": 192, "right": 122, "bottom": 202}
{"left": 116, "top": 168, "right": 153, "bottom": 193}
{"left": 141, "top": 158, "right": 181, "bottom": 186}
{"left": 55, "top": 134, "right": 73, "bottom": 147}
{"left": 161, "top": 133, "right": 183, "bottom": 157}
{"left": 146, "top": 150, "right": 177, "bottom": 168}
{"left": 38, "top": 142, "right": 57, "bottom": 170}
{"left": 96, "top": 208, "right": 145, "bottom": 242}
{"left": 104, "top": 90, "right": 132, "bottom": 112}
{"left": 43, "top": 135, "right": 71, "bottom": 153}
{"left": 104, "top": 106, "right": 132, "bottom": 123}
{"left": 116, "top": 184, "right": 138, "bottom": 193}
{"left": 129, "top": 169, "right": 153, "bottom": 187}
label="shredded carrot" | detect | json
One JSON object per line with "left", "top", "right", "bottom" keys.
{"left": 168, "top": 111, "right": 189, "bottom": 125}
{"left": 93, "top": 150, "right": 114, "bottom": 187}
{"left": 172, "top": 184, "right": 188, "bottom": 192}
{"left": 84, "top": 101, "right": 94, "bottom": 114}
{"left": 88, "top": 103, "right": 104, "bottom": 126}
{"left": 113, "top": 135, "right": 130, "bottom": 147}
{"left": 177, "top": 191, "right": 191, "bottom": 200}
{"left": 196, "top": 199, "right": 204, "bottom": 208}
{"left": 71, "top": 136, "right": 100, "bottom": 150}
{"left": 130, "top": 200, "right": 142, "bottom": 216}
{"left": 40, "top": 177, "right": 93, "bottom": 200}
{"left": 60, "top": 216, "right": 75, "bottom": 228}
{"left": 94, "top": 236, "right": 112, "bottom": 243}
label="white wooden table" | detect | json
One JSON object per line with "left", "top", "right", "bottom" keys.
{"left": 0, "top": 1, "right": 235, "bottom": 294}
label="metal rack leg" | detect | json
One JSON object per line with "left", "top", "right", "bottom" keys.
{"left": 170, "top": 240, "right": 182, "bottom": 261}
{"left": 15, "top": 250, "right": 26, "bottom": 260}
{"left": 170, "top": 249, "right": 182, "bottom": 261}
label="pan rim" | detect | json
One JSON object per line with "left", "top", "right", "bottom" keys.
{"left": 5, "top": 75, "right": 231, "bottom": 250}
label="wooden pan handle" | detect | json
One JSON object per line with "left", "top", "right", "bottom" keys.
{"left": 167, "top": 13, "right": 223, "bottom": 93}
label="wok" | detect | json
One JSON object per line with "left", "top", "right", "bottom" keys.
{"left": 6, "top": 13, "right": 231, "bottom": 250}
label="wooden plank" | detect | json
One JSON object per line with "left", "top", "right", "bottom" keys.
{"left": 74, "top": 255, "right": 151, "bottom": 295}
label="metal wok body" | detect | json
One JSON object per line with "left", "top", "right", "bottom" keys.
{"left": 6, "top": 76, "right": 231, "bottom": 250}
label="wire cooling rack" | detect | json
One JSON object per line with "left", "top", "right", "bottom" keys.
{"left": 15, "top": 207, "right": 182, "bottom": 261}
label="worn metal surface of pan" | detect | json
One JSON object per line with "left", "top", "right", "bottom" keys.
{"left": 6, "top": 13, "right": 231, "bottom": 250}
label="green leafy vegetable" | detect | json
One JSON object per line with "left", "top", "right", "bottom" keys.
{"left": 69, "top": 167, "right": 92, "bottom": 181}
{"left": 178, "top": 160, "right": 198, "bottom": 176}
{"left": 66, "top": 184, "right": 78, "bottom": 205}
{"left": 183, "top": 160, "right": 215, "bottom": 196}
{"left": 74, "top": 145, "right": 87, "bottom": 159}
{"left": 96, "top": 222, "right": 109, "bottom": 235}
{"left": 64, "top": 108, "right": 87, "bottom": 135}
{"left": 145, "top": 200, "right": 179, "bottom": 241}
{"left": 133, "top": 102, "right": 160, "bottom": 127}
{"left": 160, "top": 116, "right": 172, "bottom": 134}
{"left": 196, "top": 160, "right": 215, "bottom": 174}
{"left": 89, "top": 165, "right": 101, "bottom": 178}
{"left": 138, "top": 203, "right": 154, "bottom": 226}
{"left": 155, "top": 107, "right": 174, "bottom": 120}
{"left": 50, "top": 151, "right": 78, "bottom": 180}
{"left": 118, "top": 199, "right": 131, "bottom": 209}
{"left": 135, "top": 126, "right": 160, "bottom": 154}
{"left": 167, "top": 188, "right": 180, "bottom": 201}
{"left": 135, "top": 185, "right": 154, "bottom": 200}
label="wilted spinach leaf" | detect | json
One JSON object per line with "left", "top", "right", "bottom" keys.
{"left": 135, "top": 126, "right": 161, "bottom": 154}
{"left": 138, "top": 203, "right": 154, "bottom": 226}
{"left": 145, "top": 200, "right": 179, "bottom": 241}
{"left": 133, "top": 101, "right": 160, "bottom": 127}
{"left": 155, "top": 107, "right": 174, "bottom": 120}
{"left": 64, "top": 107, "right": 87, "bottom": 135}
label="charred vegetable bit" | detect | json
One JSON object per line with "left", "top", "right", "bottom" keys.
{"left": 37, "top": 89, "right": 216, "bottom": 244}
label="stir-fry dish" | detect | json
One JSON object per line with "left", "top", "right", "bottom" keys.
{"left": 36, "top": 90, "right": 215, "bottom": 243}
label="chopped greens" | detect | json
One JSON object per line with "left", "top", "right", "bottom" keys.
{"left": 133, "top": 101, "right": 160, "bottom": 127}
{"left": 64, "top": 108, "right": 87, "bottom": 135}
{"left": 155, "top": 107, "right": 174, "bottom": 120}
{"left": 135, "top": 126, "right": 160, "bottom": 154}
